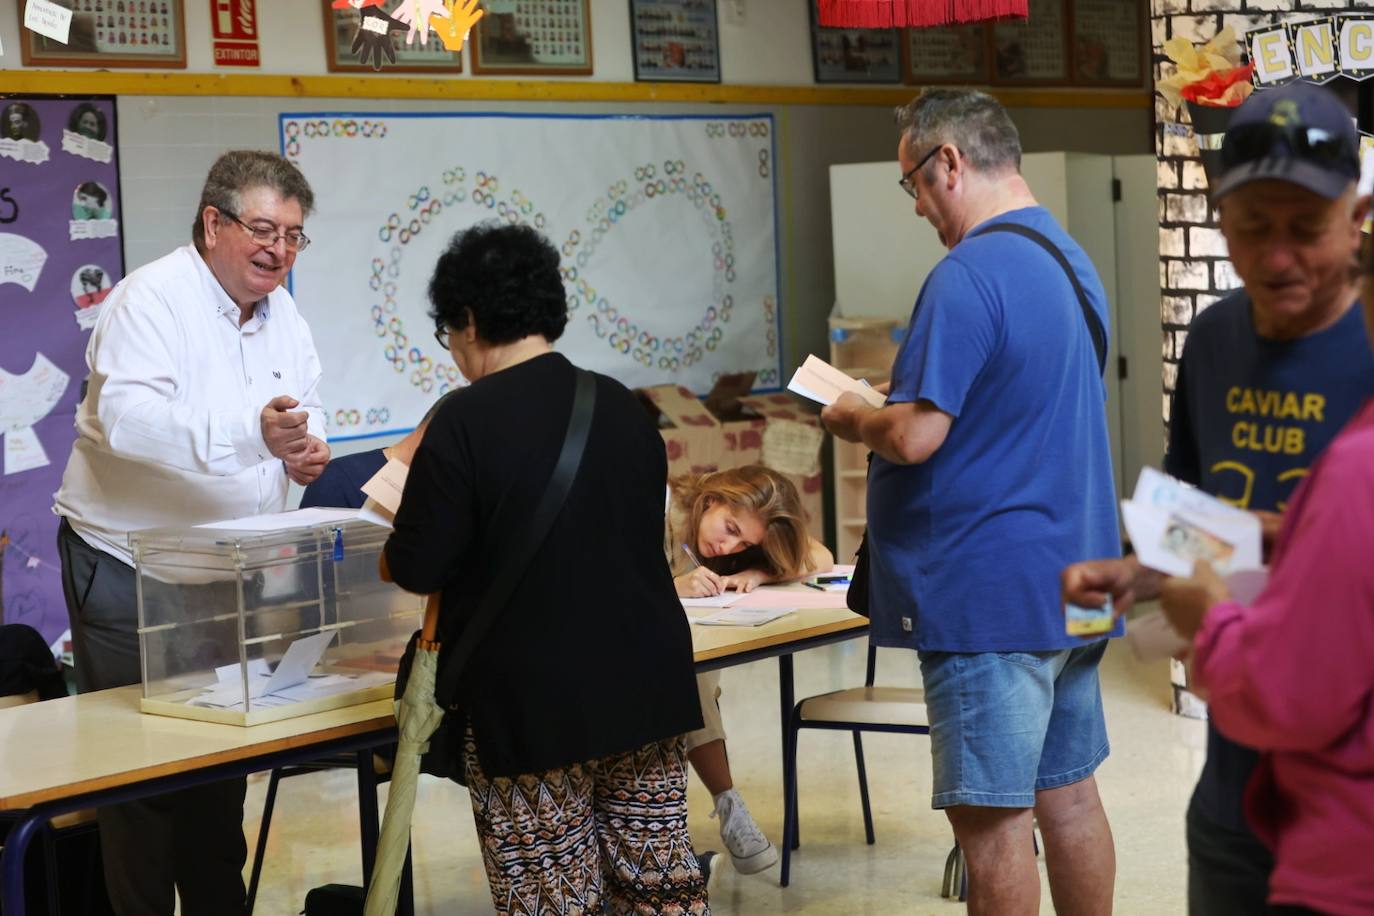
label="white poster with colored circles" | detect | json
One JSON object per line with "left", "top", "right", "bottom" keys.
{"left": 281, "top": 112, "right": 781, "bottom": 441}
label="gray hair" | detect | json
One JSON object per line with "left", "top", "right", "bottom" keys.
{"left": 894, "top": 88, "right": 1022, "bottom": 178}
{"left": 191, "top": 150, "right": 315, "bottom": 248}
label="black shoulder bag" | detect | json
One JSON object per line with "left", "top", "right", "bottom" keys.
{"left": 845, "top": 223, "right": 1107, "bottom": 618}
{"left": 392, "top": 367, "right": 597, "bottom": 782}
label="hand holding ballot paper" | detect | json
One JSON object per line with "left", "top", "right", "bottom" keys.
{"left": 1080, "top": 468, "right": 1269, "bottom": 658}
{"left": 788, "top": 355, "right": 887, "bottom": 409}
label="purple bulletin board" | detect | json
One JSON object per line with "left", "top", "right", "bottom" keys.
{"left": 0, "top": 95, "right": 123, "bottom": 650}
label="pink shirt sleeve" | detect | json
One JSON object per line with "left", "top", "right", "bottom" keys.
{"left": 1193, "top": 442, "right": 1374, "bottom": 753}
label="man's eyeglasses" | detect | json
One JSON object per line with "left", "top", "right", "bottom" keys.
{"left": 218, "top": 208, "right": 311, "bottom": 252}
{"left": 433, "top": 326, "right": 451, "bottom": 348}
{"left": 1220, "top": 122, "right": 1358, "bottom": 177}
{"left": 898, "top": 143, "right": 949, "bottom": 200}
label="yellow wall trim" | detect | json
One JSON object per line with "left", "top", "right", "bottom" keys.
{"left": 2, "top": 71, "right": 1151, "bottom": 109}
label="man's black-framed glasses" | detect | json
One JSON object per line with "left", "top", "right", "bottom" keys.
{"left": 434, "top": 326, "right": 451, "bottom": 349}
{"left": 898, "top": 143, "right": 947, "bottom": 199}
{"left": 218, "top": 208, "right": 312, "bottom": 252}
{"left": 1220, "top": 122, "right": 1357, "bottom": 176}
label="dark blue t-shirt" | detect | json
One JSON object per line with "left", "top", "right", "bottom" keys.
{"left": 1168, "top": 291, "right": 1374, "bottom": 831}
{"left": 298, "top": 449, "right": 387, "bottom": 510}
{"left": 867, "top": 206, "right": 1122, "bottom": 653}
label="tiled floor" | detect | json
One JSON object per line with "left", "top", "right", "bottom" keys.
{"left": 244, "top": 629, "right": 1206, "bottom": 914}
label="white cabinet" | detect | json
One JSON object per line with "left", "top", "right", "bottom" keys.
{"left": 828, "top": 152, "right": 1164, "bottom": 512}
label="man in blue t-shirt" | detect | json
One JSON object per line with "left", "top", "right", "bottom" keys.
{"left": 1064, "top": 82, "right": 1373, "bottom": 914}
{"left": 822, "top": 88, "right": 1121, "bottom": 913}
{"left": 300, "top": 392, "right": 455, "bottom": 510}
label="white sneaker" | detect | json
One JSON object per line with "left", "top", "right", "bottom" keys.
{"left": 712, "top": 788, "right": 778, "bottom": 874}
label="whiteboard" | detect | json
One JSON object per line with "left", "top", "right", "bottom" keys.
{"left": 281, "top": 112, "right": 781, "bottom": 441}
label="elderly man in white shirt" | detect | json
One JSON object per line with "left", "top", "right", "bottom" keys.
{"left": 53, "top": 150, "right": 329, "bottom": 916}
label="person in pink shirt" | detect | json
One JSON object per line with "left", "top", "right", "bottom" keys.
{"left": 1160, "top": 241, "right": 1374, "bottom": 916}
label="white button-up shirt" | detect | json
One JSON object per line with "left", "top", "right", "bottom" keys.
{"left": 54, "top": 244, "right": 326, "bottom": 565}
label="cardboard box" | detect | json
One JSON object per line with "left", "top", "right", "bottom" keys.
{"left": 638, "top": 384, "right": 825, "bottom": 541}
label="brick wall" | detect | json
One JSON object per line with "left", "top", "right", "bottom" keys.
{"left": 1151, "top": 0, "right": 1368, "bottom": 717}
{"left": 1151, "top": 0, "right": 1366, "bottom": 433}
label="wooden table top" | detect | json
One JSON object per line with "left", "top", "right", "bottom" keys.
{"left": 0, "top": 687, "right": 395, "bottom": 811}
{"left": 0, "top": 587, "right": 864, "bottom": 812}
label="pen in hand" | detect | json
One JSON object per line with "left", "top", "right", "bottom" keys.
{"left": 682, "top": 543, "right": 703, "bottom": 570}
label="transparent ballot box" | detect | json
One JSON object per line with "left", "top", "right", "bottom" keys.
{"left": 130, "top": 511, "right": 423, "bottom": 726}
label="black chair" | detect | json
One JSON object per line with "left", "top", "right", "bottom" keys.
{"left": 245, "top": 748, "right": 413, "bottom": 916}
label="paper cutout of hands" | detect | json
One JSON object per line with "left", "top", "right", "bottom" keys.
{"left": 392, "top": 0, "right": 449, "bottom": 47}
{"left": 352, "top": 5, "right": 406, "bottom": 70}
{"left": 331, "top": 0, "right": 385, "bottom": 9}
{"left": 429, "top": 0, "right": 484, "bottom": 52}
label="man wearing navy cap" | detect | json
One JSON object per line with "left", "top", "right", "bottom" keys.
{"left": 1064, "top": 81, "right": 1373, "bottom": 914}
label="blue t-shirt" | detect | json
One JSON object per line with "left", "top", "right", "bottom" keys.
{"left": 1168, "top": 291, "right": 1374, "bottom": 831}
{"left": 867, "top": 206, "right": 1122, "bottom": 653}
{"left": 298, "top": 449, "right": 387, "bottom": 510}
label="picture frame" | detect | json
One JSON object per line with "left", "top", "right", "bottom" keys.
{"left": 809, "top": 4, "right": 900, "bottom": 85}
{"left": 18, "top": 0, "right": 186, "bottom": 69}
{"left": 470, "top": 0, "right": 593, "bottom": 77}
{"left": 902, "top": 23, "right": 991, "bottom": 85}
{"left": 322, "top": 1, "right": 463, "bottom": 74}
{"left": 630, "top": 0, "right": 720, "bottom": 84}
{"left": 1070, "top": 0, "right": 1146, "bottom": 87}
{"left": 990, "top": 0, "right": 1069, "bottom": 85}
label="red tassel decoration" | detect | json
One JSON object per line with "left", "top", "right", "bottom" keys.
{"left": 817, "top": 0, "right": 1028, "bottom": 29}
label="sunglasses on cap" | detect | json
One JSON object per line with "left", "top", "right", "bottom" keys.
{"left": 1221, "top": 121, "right": 1357, "bottom": 175}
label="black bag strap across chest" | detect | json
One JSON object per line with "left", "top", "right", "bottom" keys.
{"left": 969, "top": 221, "right": 1108, "bottom": 377}
{"left": 434, "top": 367, "right": 597, "bottom": 708}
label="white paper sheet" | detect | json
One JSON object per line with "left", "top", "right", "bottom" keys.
{"left": 357, "top": 496, "right": 395, "bottom": 529}
{"left": 3, "top": 425, "right": 48, "bottom": 474}
{"left": 24, "top": 0, "right": 72, "bottom": 43}
{"left": 195, "top": 507, "right": 360, "bottom": 531}
{"left": 0, "top": 233, "right": 49, "bottom": 291}
{"left": 680, "top": 592, "right": 746, "bottom": 608}
{"left": 787, "top": 355, "right": 886, "bottom": 409}
{"left": 360, "top": 457, "right": 408, "bottom": 514}
{"left": 1122, "top": 468, "right": 1262, "bottom": 577}
{"left": 691, "top": 607, "right": 796, "bottom": 627}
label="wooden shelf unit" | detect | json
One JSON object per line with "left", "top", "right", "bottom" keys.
{"left": 828, "top": 315, "right": 904, "bottom": 562}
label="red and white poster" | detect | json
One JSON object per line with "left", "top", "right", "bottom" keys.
{"left": 211, "top": 0, "right": 259, "bottom": 67}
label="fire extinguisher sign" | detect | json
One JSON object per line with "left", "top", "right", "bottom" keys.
{"left": 211, "top": 0, "right": 260, "bottom": 67}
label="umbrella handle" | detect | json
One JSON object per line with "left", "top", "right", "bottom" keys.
{"left": 421, "top": 592, "right": 441, "bottom": 646}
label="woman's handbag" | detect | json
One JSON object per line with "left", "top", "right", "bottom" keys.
{"left": 845, "top": 530, "right": 870, "bottom": 618}
{"left": 392, "top": 368, "right": 597, "bottom": 784}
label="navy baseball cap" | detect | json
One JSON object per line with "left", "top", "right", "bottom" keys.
{"left": 1212, "top": 81, "right": 1360, "bottom": 201}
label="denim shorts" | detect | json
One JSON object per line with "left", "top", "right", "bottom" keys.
{"left": 917, "top": 639, "right": 1110, "bottom": 809}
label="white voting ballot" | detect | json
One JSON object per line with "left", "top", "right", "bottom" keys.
{"left": 1121, "top": 468, "right": 1263, "bottom": 578}
{"left": 787, "top": 355, "right": 886, "bottom": 409}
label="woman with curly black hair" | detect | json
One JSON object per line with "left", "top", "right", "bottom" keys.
{"left": 383, "top": 221, "right": 711, "bottom": 915}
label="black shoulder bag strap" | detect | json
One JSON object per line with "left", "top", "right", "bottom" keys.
{"left": 970, "top": 221, "right": 1108, "bottom": 377}
{"left": 433, "top": 367, "right": 597, "bottom": 708}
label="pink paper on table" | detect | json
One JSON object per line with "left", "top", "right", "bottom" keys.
{"left": 733, "top": 587, "right": 850, "bottom": 610}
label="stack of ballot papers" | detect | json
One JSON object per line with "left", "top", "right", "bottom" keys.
{"left": 1122, "top": 467, "right": 1262, "bottom": 578}
{"left": 190, "top": 630, "right": 389, "bottom": 711}
{"left": 787, "top": 355, "right": 886, "bottom": 409}
{"left": 690, "top": 607, "right": 795, "bottom": 627}
{"left": 1118, "top": 468, "right": 1269, "bottom": 660}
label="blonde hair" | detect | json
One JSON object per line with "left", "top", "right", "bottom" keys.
{"left": 670, "top": 465, "right": 813, "bottom": 579}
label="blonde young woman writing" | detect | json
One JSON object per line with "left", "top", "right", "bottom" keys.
{"left": 666, "top": 465, "right": 834, "bottom": 874}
